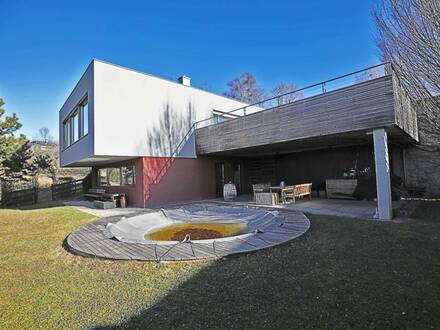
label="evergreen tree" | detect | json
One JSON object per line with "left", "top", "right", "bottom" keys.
{"left": 0, "top": 99, "right": 34, "bottom": 184}
{"left": 33, "top": 153, "right": 57, "bottom": 182}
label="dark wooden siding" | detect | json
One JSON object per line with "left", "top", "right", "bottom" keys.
{"left": 392, "top": 75, "right": 419, "bottom": 141}
{"left": 196, "top": 75, "right": 416, "bottom": 155}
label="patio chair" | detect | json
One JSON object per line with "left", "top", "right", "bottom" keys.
{"left": 252, "top": 183, "right": 271, "bottom": 201}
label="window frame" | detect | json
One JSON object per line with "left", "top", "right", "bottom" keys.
{"left": 96, "top": 165, "right": 136, "bottom": 187}
{"left": 62, "top": 94, "right": 89, "bottom": 150}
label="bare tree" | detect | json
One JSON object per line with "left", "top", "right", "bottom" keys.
{"left": 374, "top": 0, "right": 440, "bottom": 145}
{"left": 36, "top": 127, "right": 53, "bottom": 142}
{"left": 355, "top": 65, "right": 385, "bottom": 83}
{"left": 271, "top": 83, "right": 304, "bottom": 106}
{"left": 224, "top": 72, "right": 266, "bottom": 104}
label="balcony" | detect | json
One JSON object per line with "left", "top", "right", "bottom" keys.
{"left": 195, "top": 64, "right": 418, "bottom": 156}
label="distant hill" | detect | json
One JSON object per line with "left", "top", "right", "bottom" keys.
{"left": 31, "top": 141, "right": 90, "bottom": 187}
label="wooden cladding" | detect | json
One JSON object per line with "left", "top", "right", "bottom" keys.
{"left": 196, "top": 75, "right": 418, "bottom": 155}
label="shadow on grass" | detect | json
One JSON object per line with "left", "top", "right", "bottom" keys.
{"left": 4, "top": 200, "right": 66, "bottom": 211}
{"left": 94, "top": 215, "right": 440, "bottom": 329}
{"left": 3, "top": 196, "right": 86, "bottom": 211}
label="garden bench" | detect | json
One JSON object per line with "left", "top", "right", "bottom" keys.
{"left": 84, "top": 188, "right": 106, "bottom": 201}
{"left": 281, "top": 183, "right": 312, "bottom": 204}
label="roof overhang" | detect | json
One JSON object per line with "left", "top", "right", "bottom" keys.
{"left": 62, "top": 156, "right": 139, "bottom": 168}
{"left": 199, "top": 126, "right": 416, "bottom": 158}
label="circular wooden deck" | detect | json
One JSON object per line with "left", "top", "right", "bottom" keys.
{"left": 66, "top": 206, "right": 310, "bottom": 262}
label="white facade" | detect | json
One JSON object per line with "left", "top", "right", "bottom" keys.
{"left": 59, "top": 60, "right": 257, "bottom": 167}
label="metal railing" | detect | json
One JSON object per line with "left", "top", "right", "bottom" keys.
{"left": 195, "top": 63, "right": 392, "bottom": 129}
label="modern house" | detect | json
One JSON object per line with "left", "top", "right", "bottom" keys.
{"left": 60, "top": 60, "right": 422, "bottom": 220}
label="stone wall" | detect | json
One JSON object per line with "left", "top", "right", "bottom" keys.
{"left": 404, "top": 102, "right": 440, "bottom": 196}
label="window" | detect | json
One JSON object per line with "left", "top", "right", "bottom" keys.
{"left": 63, "top": 95, "right": 89, "bottom": 149}
{"left": 108, "top": 168, "right": 121, "bottom": 186}
{"left": 122, "top": 166, "right": 135, "bottom": 185}
{"left": 97, "top": 165, "right": 136, "bottom": 186}
{"left": 98, "top": 168, "right": 108, "bottom": 186}
{"left": 63, "top": 120, "right": 70, "bottom": 148}
{"left": 72, "top": 111, "right": 79, "bottom": 142}
{"left": 82, "top": 100, "right": 89, "bottom": 136}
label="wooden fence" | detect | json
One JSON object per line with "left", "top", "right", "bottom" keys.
{"left": 1, "top": 186, "right": 38, "bottom": 207}
{"left": 51, "top": 179, "right": 84, "bottom": 200}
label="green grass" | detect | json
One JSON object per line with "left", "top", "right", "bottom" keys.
{"left": 0, "top": 204, "right": 439, "bottom": 329}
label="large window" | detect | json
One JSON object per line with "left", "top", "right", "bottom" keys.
{"left": 97, "top": 165, "right": 136, "bottom": 186}
{"left": 63, "top": 96, "right": 89, "bottom": 149}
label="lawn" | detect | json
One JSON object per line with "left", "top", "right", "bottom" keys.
{"left": 0, "top": 203, "right": 439, "bottom": 329}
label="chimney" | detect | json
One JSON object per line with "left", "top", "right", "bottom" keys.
{"left": 177, "top": 75, "right": 191, "bottom": 87}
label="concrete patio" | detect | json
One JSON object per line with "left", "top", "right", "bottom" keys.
{"left": 213, "top": 195, "right": 401, "bottom": 220}
{"left": 64, "top": 196, "right": 401, "bottom": 220}
{"left": 64, "top": 200, "right": 145, "bottom": 217}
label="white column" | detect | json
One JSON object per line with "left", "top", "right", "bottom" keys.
{"left": 373, "top": 128, "right": 393, "bottom": 220}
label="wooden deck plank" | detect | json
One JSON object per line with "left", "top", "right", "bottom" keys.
{"left": 66, "top": 208, "right": 310, "bottom": 261}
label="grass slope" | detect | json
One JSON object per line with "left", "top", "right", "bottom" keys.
{"left": 0, "top": 204, "right": 439, "bottom": 329}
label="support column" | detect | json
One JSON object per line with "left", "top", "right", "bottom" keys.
{"left": 373, "top": 128, "right": 393, "bottom": 220}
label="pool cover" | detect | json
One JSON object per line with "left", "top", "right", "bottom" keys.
{"left": 104, "top": 206, "right": 284, "bottom": 245}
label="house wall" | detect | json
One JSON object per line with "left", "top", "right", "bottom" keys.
{"left": 91, "top": 156, "right": 215, "bottom": 207}
{"left": 237, "top": 144, "right": 405, "bottom": 195}
{"left": 59, "top": 62, "right": 95, "bottom": 167}
{"left": 275, "top": 146, "right": 376, "bottom": 188}
{"left": 92, "top": 60, "right": 257, "bottom": 158}
{"left": 92, "top": 158, "right": 147, "bottom": 207}
{"left": 403, "top": 102, "right": 440, "bottom": 196}
{"left": 60, "top": 59, "right": 259, "bottom": 167}
{"left": 147, "top": 157, "right": 216, "bottom": 207}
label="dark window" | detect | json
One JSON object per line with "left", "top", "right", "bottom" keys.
{"left": 122, "top": 166, "right": 135, "bottom": 185}
{"left": 62, "top": 95, "right": 89, "bottom": 149}
{"left": 97, "top": 165, "right": 136, "bottom": 186}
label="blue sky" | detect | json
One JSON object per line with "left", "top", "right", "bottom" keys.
{"left": 0, "top": 0, "right": 379, "bottom": 140}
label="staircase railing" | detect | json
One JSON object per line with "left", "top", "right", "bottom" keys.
{"left": 151, "top": 123, "right": 197, "bottom": 184}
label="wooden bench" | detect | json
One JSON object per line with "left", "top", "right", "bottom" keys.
{"left": 84, "top": 188, "right": 106, "bottom": 201}
{"left": 282, "top": 183, "right": 312, "bottom": 204}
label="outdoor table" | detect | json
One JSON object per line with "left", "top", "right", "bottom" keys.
{"left": 269, "top": 187, "right": 283, "bottom": 203}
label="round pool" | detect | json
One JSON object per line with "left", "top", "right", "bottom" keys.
{"left": 104, "top": 206, "right": 285, "bottom": 245}
{"left": 67, "top": 204, "right": 310, "bottom": 261}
